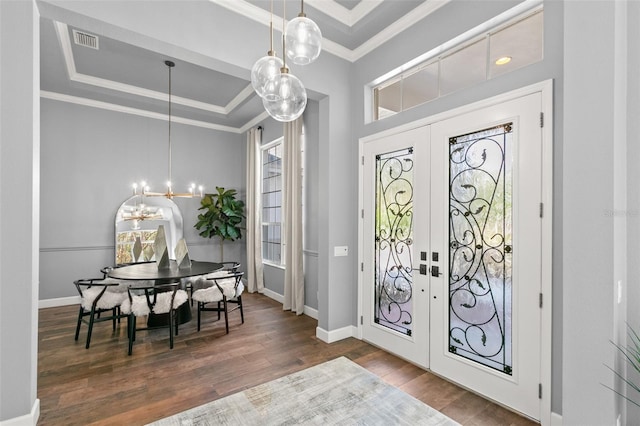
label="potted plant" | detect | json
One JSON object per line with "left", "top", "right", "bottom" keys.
{"left": 194, "top": 186, "right": 245, "bottom": 261}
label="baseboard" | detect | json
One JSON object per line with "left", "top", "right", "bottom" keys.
{"left": 550, "top": 412, "right": 562, "bottom": 426}
{"left": 39, "top": 296, "right": 79, "bottom": 309}
{"left": 316, "top": 325, "right": 357, "bottom": 344}
{"left": 262, "top": 287, "right": 284, "bottom": 303}
{"left": 0, "top": 398, "right": 39, "bottom": 426}
{"left": 261, "top": 288, "right": 318, "bottom": 319}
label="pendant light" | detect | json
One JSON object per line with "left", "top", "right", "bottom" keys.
{"left": 132, "top": 60, "right": 203, "bottom": 199}
{"left": 251, "top": 0, "right": 284, "bottom": 100}
{"left": 263, "top": 0, "right": 307, "bottom": 122}
{"left": 285, "top": 0, "right": 322, "bottom": 66}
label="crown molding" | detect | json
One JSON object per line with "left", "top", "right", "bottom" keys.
{"left": 305, "top": 0, "right": 383, "bottom": 27}
{"left": 41, "top": 90, "right": 249, "bottom": 134}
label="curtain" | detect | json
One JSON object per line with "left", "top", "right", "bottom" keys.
{"left": 282, "top": 117, "right": 305, "bottom": 315}
{"left": 246, "top": 127, "right": 264, "bottom": 293}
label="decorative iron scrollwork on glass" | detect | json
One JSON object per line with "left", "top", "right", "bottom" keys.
{"left": 449, "top": 123, "right": 513, "bottom": 375}
{"left": 374, "top": 148, "right": 414, "bottom": 336}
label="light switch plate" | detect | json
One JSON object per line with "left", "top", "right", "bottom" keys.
{"left": 334, "top": 246, "right": 348, "bottom": 257}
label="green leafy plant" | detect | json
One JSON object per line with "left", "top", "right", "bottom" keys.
{"left": 604, "top": 324, "right": 640, "bottom": 408}
{"left": 194, "top": 187, "right": 245, "bottom": 261}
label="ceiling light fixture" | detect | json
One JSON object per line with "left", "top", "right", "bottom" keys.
{"left": 262, "top": 0, "right": 309, "bottom": 122}
{"left": 132, "top": 60, "right": 203, "bottom": 198}
{"left": 251, "top": 0, "right": 284, "bottom": 100}
{"left": 285, "top": 0, "right": 322, "bottom": 65}
{"left": 495, "top": 56, "right": 512, "bottom": 65}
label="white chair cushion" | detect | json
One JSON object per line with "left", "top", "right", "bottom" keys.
{"left": 121, "top": 289, "right": 188, "bottom": 316}
{"left": 205, "top": 270, "right": 233, "bottom": 279}
{"left": 81, "top": 286, "right": 128, "bottom": 311}
{"left": 192, "top": 284, "right": 224, "bottom": 303}
{"left": 216, "top": 278, "right": 243, "bottom": 299}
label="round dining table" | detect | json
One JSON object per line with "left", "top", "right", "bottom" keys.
{"left": 107, "top": 260, "right": 222, "bottom": 282}
{"left": 108, "top": 260, "right": 223, "bottom": 326}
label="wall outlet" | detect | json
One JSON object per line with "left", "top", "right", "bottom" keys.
{"left": 334, "top": 246, "right": 348, "bottom": 257}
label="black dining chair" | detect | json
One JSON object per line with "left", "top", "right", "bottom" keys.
{"left": 73, "top": 278, "right": 129, "bottom": 349}
{"left": 191, "top": 271, "right": 245, "bottom": 333}
{"left": 184, "top": 261, "right": 241, "bottom": 306}
{"left": 121, "top": 281, "right": 189, "bottom": 355}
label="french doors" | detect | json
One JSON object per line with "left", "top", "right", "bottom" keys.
{"left": 360, "top": 91, "right": 545, "bottom": 420}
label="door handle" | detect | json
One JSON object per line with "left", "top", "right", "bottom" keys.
{"left": 411, "top": 264, "right": 428, "bottom": 275}
{"left": 430, "top": 265, "right": 442, "bottom": 277}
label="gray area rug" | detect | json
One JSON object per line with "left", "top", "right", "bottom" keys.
{"left": 148, "top": 356, "right": 460, "bottom": 425}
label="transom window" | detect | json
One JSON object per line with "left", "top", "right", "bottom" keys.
{"left": 371, "top": 7, "right": 543, "bottom": 121}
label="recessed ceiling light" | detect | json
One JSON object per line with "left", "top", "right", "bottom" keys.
{"left": 495, "top": 56, "right": 512, "bottom": 65}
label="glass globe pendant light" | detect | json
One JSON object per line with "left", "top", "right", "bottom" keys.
{"left": 251, "top": 0, "right": 284, "bottom": 100}
{"left": 263, "top": 0, "right": 307, "bottom": 122}
{"left": 285, "top": 0, "right": 322, "bottom": 66}
{"left": 262, "top": 67, "right": 307, "bottom": 122}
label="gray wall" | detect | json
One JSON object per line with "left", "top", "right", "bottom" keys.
{"left": 40, "top": 100, "right": 245, "bottom": 299}
{"left": 0, "top": 1, "right": 39, "bottom": 421}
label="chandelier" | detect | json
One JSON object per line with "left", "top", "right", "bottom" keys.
{"left": 132, "top": 60, "right": 203, "bottom": 198}
{"left": 251, "top": 0, "right": 321, "bottom": 122}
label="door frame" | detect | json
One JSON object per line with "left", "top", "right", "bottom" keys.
{"left": 357, "top": 80, "right": 553, "bottom": 425}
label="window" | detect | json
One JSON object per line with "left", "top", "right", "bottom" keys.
{"left": 261, "top": 138, "right": 283, "bottom": 265}
{"left": 371, "top": 7, "right": 543, "bottom": 121}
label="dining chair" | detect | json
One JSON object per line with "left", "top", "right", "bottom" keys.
{"left": 184, "top": 261, "right": 241, "bottom": 306}
{"left": 191, "top": 271, "right": 245, "bottom": 333}
{"left": 121, "top": 281, "right": 188, "bottom": 355}
{"left": 73, "top": 278, "right": 129, "bottom": 349}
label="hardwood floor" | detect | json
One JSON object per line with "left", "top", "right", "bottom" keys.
{"left": 38, "top": 293, "right": 537, "bottom": 425}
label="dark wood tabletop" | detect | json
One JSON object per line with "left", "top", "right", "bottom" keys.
{"left": 107, "top": 260, "right": 222, "bottom": 281}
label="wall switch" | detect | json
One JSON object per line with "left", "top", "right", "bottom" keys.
{"left": 334, "top": 246, "right": 348, "bottom": 257}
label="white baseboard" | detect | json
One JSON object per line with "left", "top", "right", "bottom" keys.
{"left": 39, "top": 296, "right": 79, "bottom": 309}
{"left": 316, "top": 325, "right": 357, "bottom": 343}
{"left": 0, "top": 398, "right": 39, "bottom": 426}
{"left": 262, "top": 287, "right": 284, "bottom": 303}
{"left": 550, "top": 412, "right": 562, "bottom": 426}
{"left": 261, "top": 287, "right": 318, "bottom": 319}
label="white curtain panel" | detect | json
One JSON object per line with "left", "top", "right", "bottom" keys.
{"left": 246, "top": 127, "right": 265, "bottom": 294}
{"left": 283, "top": 118, "right": 305, "bottom": 315}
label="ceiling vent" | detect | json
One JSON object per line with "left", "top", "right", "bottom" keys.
{"left": 72, "top": 29, "right": 99, "bottom": 50}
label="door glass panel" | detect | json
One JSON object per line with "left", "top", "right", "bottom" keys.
{"left": 449, "top": 123, "right": 513, "bottom": 374}
{"left": 374, "top": 148, "right": 414, "bottom": 336}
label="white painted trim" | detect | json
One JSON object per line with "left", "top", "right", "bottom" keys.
{"left": 306, "top": 0, "right": 383, "bottom": 27}
{"left": 550, "top": 412, "right": 562, "bottom": 426}
{"left": 540, "top": 79, "right": 555, "bottom": 426}
{"left": 315, "top": 325, "right": 356, "bottom": 343}
{"left": 39, "top": 296, "right": 79, "bottom": 309}
{"left": 361, "top": 80, "right": 553, "bottom": 143}
{"left": 358, "top": 80, "right": 554, "bottom": 425}
{"left": 207, "top": 0, "right": 450, "bottom": 63}
{"left": 350, "top": 0, "right": 451, "bottom": 62}
{"left": 261, "top": 287, "right": 317, "bottom": 319}
{"left": 304, "top": 306, "right": 318, "bottom": 320}
{"left": 0, "top": 398, "right": 39, "bottom": 426}
{"left": 40, "top": 91, "right": 244, "bottom": 133}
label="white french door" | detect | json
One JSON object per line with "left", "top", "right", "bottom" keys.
{"left": 360, "top": 91, "right": 545, "bottom": 420}
{"left": 361, "top": 126, "right": 431, "bottom": 368}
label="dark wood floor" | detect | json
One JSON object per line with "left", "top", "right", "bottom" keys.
{"left": 38, "top": 292, "right": 537, "bottom": 425}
